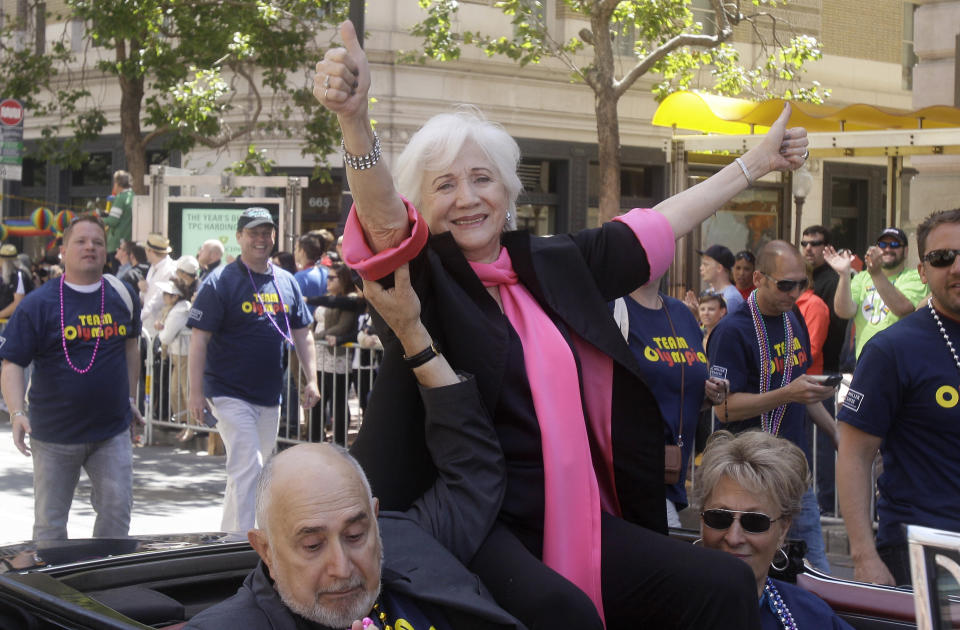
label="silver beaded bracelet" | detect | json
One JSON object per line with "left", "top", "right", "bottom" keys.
{"left": 341, "top": 132, "right": 382, "bottom": 170}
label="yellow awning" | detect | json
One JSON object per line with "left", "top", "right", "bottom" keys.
{"left": 652, "top": 91, "right": 960, "bottom": 135}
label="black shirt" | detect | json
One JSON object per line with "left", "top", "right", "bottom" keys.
{"left": 812, "top": 263, "right": 847, "bottom": 373}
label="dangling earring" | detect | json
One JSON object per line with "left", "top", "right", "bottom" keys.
{"left": 770, "top": 547, "right": 789, "bottom": 571}
{"left": 505, "top": 210, "right": 512, "bottom": 228}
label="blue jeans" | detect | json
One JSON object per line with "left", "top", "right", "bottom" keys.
{"left": 788, "top": 487, "right": 830, "bottom": 573}
{"left": 30, "top": 430, "right": 133, "bottom": 541}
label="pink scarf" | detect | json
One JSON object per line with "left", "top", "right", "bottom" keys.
{"left": 469, "top": 248, "right": 605, "bottom": 624}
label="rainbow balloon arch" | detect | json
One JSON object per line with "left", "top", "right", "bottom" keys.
{"left": 0, "top": 207, "right": 77, "bottom": 244}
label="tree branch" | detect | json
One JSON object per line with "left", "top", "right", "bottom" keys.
{"left": 614, "top": 30, "right": 730, "bottom": 98}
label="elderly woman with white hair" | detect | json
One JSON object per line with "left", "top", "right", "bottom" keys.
{"left": 697, "top": 431, "right": 854, "bottom": 629}
{"left": 316, "top": 20, "right": 809, "bottom": 630}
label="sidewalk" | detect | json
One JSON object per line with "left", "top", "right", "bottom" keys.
{"left": 0, "top": 415, "right": 226, "bottom": 544}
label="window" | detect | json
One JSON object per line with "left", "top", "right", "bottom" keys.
{"left": 21, "top": 158, "right": 46, "bottom": 189}
{"left": 690, "top": 0, "right": 717, "bottom": 37}
{"left": 70, "top": 152, "right": 112, "bottom": 187}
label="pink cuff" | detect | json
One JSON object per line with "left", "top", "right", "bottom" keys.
{"left": 341, "top": 197, "right": 429, "bottom": 281}
{"left": 613, "top": 208, "right": 675, "bottom": 284}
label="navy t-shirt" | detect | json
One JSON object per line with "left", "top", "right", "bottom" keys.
{"left": 838, "top": 308, "right": 960, "bottom": 547}
{"left": 707, "top": 302, "right": 812, "bottom": 460}
{"left": 0, "top": 277, "right": 141, "bottom": 443}
{"left": 620, "top": 295, "right": 708, "bottom": 507}
{"left": 187, "top": 259, "right": 312, "bottom": 406}
{"left": 760, "top": 579, "right": 854, "bottom": 630}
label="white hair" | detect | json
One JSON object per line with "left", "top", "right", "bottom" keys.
{"left": 202, "top": 239, "right": 224, "bottom": 256}
{"left": 394, "top": 105, "right": 522, "bottom": 230}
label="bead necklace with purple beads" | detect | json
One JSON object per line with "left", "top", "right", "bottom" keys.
{"left": 746, "top": 290, "right": 794, "bottom": 436}
{"left": 764, "top": 578, "right": 799, "bottom": 629}
{"left": 60, "top": 275, "right": 105, "bottom": 374}
{"left": 244, "top": 259, "right": 293, "bottom": 344}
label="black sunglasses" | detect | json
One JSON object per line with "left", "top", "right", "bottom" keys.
{"left": 701, "top": 508, "right": 781, "bottom": 534}
{"left": 763, "top": 273, "right": 808, "bottom": 293}
{"left": 924, "top": 249, "right": 960, "bottom": 268}
{"left": 799, "top": 239, "right": 824, "bottom": 248}
{"left": 877, "top": 240, "right": 903, "bottom": 249}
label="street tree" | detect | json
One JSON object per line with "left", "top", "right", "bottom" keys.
{"left": 405, "top": 0, "right": 827, "bottom": 223}
{"left": 0, "top": 0, "right": 345, "bottom": 194}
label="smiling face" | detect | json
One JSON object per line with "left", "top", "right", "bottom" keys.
{"left": 237, "top": 225, "right": 276, "bottom": 271}
{"left": 919, "top": 222, "right": 960, "bottom": 321}
{"left": 877, "top": 236, "right": 907, "bottom": 270}
{"left": 419, "top": 140, "right": 509, "bottom": 263}
{"left": 62, "top": 219, "right": 107, "bottom": 283}
{"left": 700, "top": 475, "right": 790, "bottom": 596}
{"left": 252, "top": 448, "right": 382, "bottom": 628}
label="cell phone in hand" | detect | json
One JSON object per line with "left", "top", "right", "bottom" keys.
{"left": 201, "top": 407, "right": 218, "bottom": 428}
{"left": 810, "top": 374, "right": 842, "bottom": 387}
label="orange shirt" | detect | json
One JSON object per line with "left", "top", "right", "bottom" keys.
{"left": 796, "top": 289, "right": 830, "bottom": 375}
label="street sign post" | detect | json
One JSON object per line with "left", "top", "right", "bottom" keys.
{"left": 0, "top": 98, "right": 24, "bottom": 183}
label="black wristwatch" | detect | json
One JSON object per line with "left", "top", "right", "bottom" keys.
{"left": 403, "top": 342, "right": 440, "bottom": 369}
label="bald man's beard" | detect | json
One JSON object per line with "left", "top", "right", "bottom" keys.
{"left": 272, "top": 543, "right": 383, "bottom": 628}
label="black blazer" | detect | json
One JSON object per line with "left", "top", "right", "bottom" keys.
{"left": 352, "top": 221, "right": 668, "bottom": 535}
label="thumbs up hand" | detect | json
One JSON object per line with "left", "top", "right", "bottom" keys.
{"left": 314, "top": 20, "right": 370, "bottom": 120}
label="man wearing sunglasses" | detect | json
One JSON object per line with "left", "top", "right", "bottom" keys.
{"left": 707, "top": 240, "right": 838, "bottom": 573}
{"left": 824, "top": 227, "right": 929, "bottom": 359}
{"left": 837, "top": 209, "right": 960, "bottom": 588}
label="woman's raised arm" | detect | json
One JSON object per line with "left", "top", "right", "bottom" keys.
{"left": 315, "top": 20, "right": 409, "bottom": 252}
{"left": 654, "top": 103, "right": 808, "bottom": 238}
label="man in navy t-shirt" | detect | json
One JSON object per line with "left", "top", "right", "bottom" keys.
{"left": 0, "top": 214, "right": 143, "bottom": 540}
{"left": 187, "top": 207, "right": 320, "bottom": 534}
{"left": 707, "top": 240, "right": 838, "bottom": 573}
{"left": 838, "top": 208, "right": 960, "bottom": 587}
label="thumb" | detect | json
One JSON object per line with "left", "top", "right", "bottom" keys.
{"left": 769, "top": 102, "right": 792, "bottom": 136}
{"left": 340, "top": 20, "right": 363, "bottom": 56}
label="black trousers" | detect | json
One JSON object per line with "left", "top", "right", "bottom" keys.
{"left": 469, "top": 513, "right": 761, "bottom": 630}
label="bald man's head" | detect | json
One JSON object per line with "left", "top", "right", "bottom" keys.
{"left": 254, "top": 443, "right": 373, "bottom": 535}
{"left": 756, "top": 240, "right": 804, "bottom": 275}
{"left": 754, "top": 240, "right": 807, "bottom": 316}
{"left": 249, "top": 443, "right": 382, "bottom": 627}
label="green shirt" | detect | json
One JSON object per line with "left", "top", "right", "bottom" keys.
{"left": 104, "top": 188, "right": 134, "bottom": 253}
{"left": 850, "top": 267, "right": 928, "bottom": 357}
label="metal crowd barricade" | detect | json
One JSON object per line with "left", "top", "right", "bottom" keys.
{"left": 142, "top": 335, "right": 381, "bottom": 450}
{"left": 690, "top": 378, "right": 880, "bottom": 526}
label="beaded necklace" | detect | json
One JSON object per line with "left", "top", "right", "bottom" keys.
{"left": 60, "top": 275, "right": 104, "bottom": 374}
{"left": 243, "top": 259, "right": 293, "bottom": 345}
{"left": 764, "top": 578, "right": 799, "bottom": 629}
{"left": 746, "top": 290, "right": 794, "bottom": 435}
{"left": 361, "top": 599, "right": 390, "bottom": 630}
{"left": 928, "top": 301, "right": 960, "bottom": 374}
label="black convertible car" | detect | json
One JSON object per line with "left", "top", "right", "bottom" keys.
{"left": 0, "top": 532, "right": 933, "bottom": 629}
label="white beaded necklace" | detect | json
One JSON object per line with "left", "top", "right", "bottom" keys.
{"left": 929, "top": 301, "right": 960, "bottom": 373}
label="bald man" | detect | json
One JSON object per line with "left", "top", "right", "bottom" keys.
{"left": 707, "top": 240, "right": 837, "bottom": 573}
{"left": 186, "top": 266, "right": 522, "bottom": 629}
